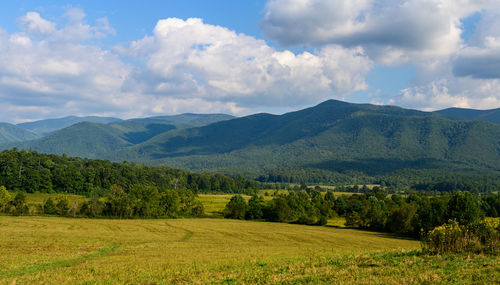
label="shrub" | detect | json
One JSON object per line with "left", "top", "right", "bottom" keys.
{"left": 422, "top": 220, "right": 499, "bottom": 254}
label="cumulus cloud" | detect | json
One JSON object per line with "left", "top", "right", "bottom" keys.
{"left": 19, "top": 12, "right": 56, "bottom": 35}
{"left": 0, "top": 11, "right": 130, "bottom": 123}
{"left": 262, "top": 0, "right": 487, "bottom": 63}
{"left": 0, "top": 12, "right": 374, "bottom": 122}
{"left": 121, "top": 18, "right": 373, "bottom": 107}
{"left": 453, "top": 13, "right": 500, "bottom": 79}
{"left": 261, "top": 0, "right": 500, "bottom": 109}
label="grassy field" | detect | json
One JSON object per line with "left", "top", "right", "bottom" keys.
{"left": 0, "top": 216, "right": 497, "bottom": 284}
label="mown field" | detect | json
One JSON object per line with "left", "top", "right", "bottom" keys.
{"left": 0, "top": 216, "right": 498, "bottom": 284}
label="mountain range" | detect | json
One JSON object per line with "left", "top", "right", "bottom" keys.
{"left": 1, "top": 101, "right": 499, "bottom": 179}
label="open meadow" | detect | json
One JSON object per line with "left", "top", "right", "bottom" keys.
{"left": 0, "top": 216, "right": 498, "bottom": 284}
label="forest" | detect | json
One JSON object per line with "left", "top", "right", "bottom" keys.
{"left": 0, "top": 148, "right": 260, "bottom": 195}
{"left": 223, "top": 188, "right": 500, "bottom": 237}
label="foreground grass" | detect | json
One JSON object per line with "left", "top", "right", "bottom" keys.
{"left": 1, "top": 216, "right": 497, "bottom": 284}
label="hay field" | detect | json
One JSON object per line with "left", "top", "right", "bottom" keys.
{"left": 0, "top": 216, "right": 423, "bottom": 284}
{"left": 0, "top": 216, "right": 496, "bottom": 284}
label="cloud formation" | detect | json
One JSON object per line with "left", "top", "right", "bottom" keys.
{"left": 0, "top": 12, "right": 373, "bottom": 122}
{"left": 122, "top": 18, "right": 372, "bottom": 107}
{"left": 1, "top": 2, "right": 500, "bottom": 123}
{"left": 262, "top": 0, "right": 500, "bottom": 110}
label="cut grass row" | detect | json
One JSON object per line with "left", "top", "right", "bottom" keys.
{"left": 0, "top": 216, "right": 497, "bottom": 284}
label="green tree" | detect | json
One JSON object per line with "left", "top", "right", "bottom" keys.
{"left": 447, "top": 191, "right": 481, "bottom": 225}
{"left": 0, "top": 186, "right": 11, "bottom": 212}
{"left": 12, "top": 192, "right": 29, "bottom": 215}
{"left": 267, "top": 196, "right": 291, "bottom": 222}
{"left": 161, "top": 190, "right": 180, "bottom": 217}
{"left": 43, "top": 198, "right": 58, "bottom": 215}
{"left": 223, "top": 195, "right": 247, "bottom": 219}
{"left": 107, "top": 184, "right": 133, "bottom": 218}
{"left": 56, "top": 196, "right": 71, "bottom": 216}
{"left": 129, "top": 184, "right": 162, "bottom": 218}
{"left": 246, "top": 194, "right": 266, "bottom": 220}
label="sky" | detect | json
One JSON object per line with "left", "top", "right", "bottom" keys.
{"left": 0, "top": 0, "right": 500, "bottom": 123}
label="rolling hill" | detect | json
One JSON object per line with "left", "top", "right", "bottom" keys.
{"left": 110, "top": 100, "right": 500, "bottom": 175}
{"left": 0, "top": 123, "right": 41, "bottom": 144}
{"left": 17, "top": 116, "right": 122, "bottom": 136}
{"left": 4, "top": 100, "right": 500, "bottom": 180}
{"left": 3, "top": 114, "right": 236, "bottom": 158}
{"left": 436, "top": 107, "right": 500, "bottom": 124}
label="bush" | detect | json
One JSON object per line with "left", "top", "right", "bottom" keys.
{"left": 422, "top": 220, "right": 499, "bottom": 254}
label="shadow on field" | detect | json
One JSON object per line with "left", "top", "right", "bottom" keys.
{"left": 324, "top": 225, "right": 417, "bottom": 241}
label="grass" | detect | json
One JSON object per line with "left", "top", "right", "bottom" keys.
{"left": 198, "top": 194, "right": 273, "bottom": 217}
{"left": 11, "top": 192, "right": 88, "bottom": 205}
{"left": 0, "top": 216, "right": 497, "bottom": 284}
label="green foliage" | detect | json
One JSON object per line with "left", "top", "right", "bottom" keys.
{"left": 56, "top": 197, "right": 71, "bottom": 217}
{"left": 0, "top": 149, "right": 259, "bottom": 195}
{"left": 0, "top": 123, "right": 41, "bottom": 144}
{"left": 79, "top": 197, "right": 105, "bottom": 218}
{"left": 4, "top": 101, "right": 500, "bottom": 188}
{"left": 447, "top": 191, "right": 481, "bottom": 225}
{"left": 43, "top": 198, "right": 57, "bottom": 215}
{"left": 422, "top": 220, "right": 499, "bottom": 254}
{"left": 0, "top": 185, "right": 10, "bottom": 211}
{"left": 11, "top": 192, "right": 28, "bottom": 215}
{"left": 245, "top": 194, "right": 266, "bottom": 220}
{"left": 223, "top": 195, "right": 247, "bottom": 219}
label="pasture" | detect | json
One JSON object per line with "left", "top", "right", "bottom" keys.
{"left": 0, "top": 216, "right": 497, "bottom": 284}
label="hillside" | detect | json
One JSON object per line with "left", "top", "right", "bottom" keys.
{"left": 0, "top": 123, "right": 41, "bottom": 144}
{"left": 129, "top": 113, "right": 235, "bottom": 126}
{"left": 111, "top": 100, "right": 500, "bottom": 175}
{"left": 5, "top": 100, "right": 500, "bottom": 182}
{"left": 17, "top": 116, "right": 122, "bottom": 135}
{"left": 4, "top": 114, "right": 236, "bottom": 158}
{"left": 436, "top": 107, "right": 500, "bottom": 124}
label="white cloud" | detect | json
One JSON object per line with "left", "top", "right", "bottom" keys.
{"left": 261, "top": 0, "right": 500, "bottom": 109}
{"left": 19, "top": 12, "right": 56, "bottom": 35}
{"left": 0, "top": 12, "right": 374, "bottom": 123}
{"left": 261, "top": 0, "right": 488, "bottom": 64}
{"left": 123, "top": 18, "right": 373, "bottom": 108}
{"left": 0, "top": 11, "right": 130, "bottom": 123}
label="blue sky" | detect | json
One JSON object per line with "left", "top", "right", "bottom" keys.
{"left": 0, "top": 0, "right": 499, "bottom": 123}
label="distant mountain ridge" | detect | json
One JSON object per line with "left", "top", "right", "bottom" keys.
{"left": 18, "top": 116, "right": 122, "bottom": 136}
{"left": 436, "top": 107, "right": 500, "bottom": 124}
{"left": 3, "top": 100, "right": 499, "bottom": 180}
{"left": 2, "top": 114, "right": 236, "bottom": 158}
{"left": 0, "top": 123, "right": 41, "bottom": 144}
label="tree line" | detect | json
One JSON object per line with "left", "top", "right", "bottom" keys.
{"left": 223, "top": 189, "right": 500, "bottom": 237}
{"left": 0, "top": 184, "right": 203, "bottom": 218}
{"left": 0, "top": 148, "right": 260, "bottom": 195}
{"left": 258, "top": 168, "right": 500, "bottom": 193}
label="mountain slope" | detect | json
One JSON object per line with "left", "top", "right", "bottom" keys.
{"left": 110, "top": 100, "right": 500, "bottom": 175}
{"left": 0, "top": 123, "right": 41, "bottom": 144}
{"left": 17, "top": 116, "right": 122, "bottom": 135}
{"left": 5, "top": 114, "right": 236, "bottom": 157}
{"left": 130, "top": 113, "right": 235, "bottom": 126}
{"left": 11, "top": 122, "right": 132, "bottom": 158}
{"left": 436, "top": 107, "right": 500, "bottom": 124}
{"left": 5, "top": 100, "right": 500, "bottom": 178}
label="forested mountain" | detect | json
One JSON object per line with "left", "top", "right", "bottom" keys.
{"left": 4, "top": 100, "right": 500, "bottom": 185}
{"left": 129, "top": 113, "right": 234, "bottom": 126}
{"left": 18, "top": 116, "right": 122, "bottom": 135}
{"left": 3, "top": 114, "right": 236, "bottom": 158}
{"left": 0, "top": 123, "right": 41, "bottom": 144}
{"left": 436, "top": 107, "right": 500, "bottom": 124}
{"left": 112, "top": 100, "right": 500, "bottom": 175}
